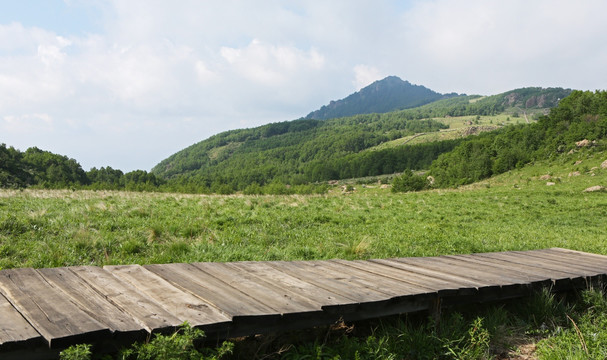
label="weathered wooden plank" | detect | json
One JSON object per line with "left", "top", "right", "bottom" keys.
{"left": 515, "top": 249, "right": 607, "bottom": 271}
{"left": 265, "top": 261, "right": 390, "bottom": 303}
{"left": 468, "top": 253, "right": 580, "bottom": 280}
{"left": 227, "top": 262, "right": 353, "bottom": 306}
{"left": 37, "top": 267, "right": 143, "bottom": 335}
{"left": 2, "top": 247, "right": 607, "bottom": 356}
{"left": 483, "top": 251, "right": 601, "bottom": 277}
{"left": 382, "top": 256, "right": 532, "bottom": 301}
{"left": 474, "top": 251, "right": 594, "bottom": 290}
{"left": 443, "top": 255, "right": 553, "bottom": 283}
{"left": 454, "top": 254, "right": 584, "bottom": 279}
{"left": 192, "top": 262, "right": 321, "bottom": 314}
{"left": 0, "top": 292, "right": 42, "bottom": 348}
{"left": 522, "top": 249, "right": 606, "bottom": 269}
{"left": 70, "top": 266, "right": 182, "bottom": 333}
{"left": 0, "top": 268, "right": 109, "bottom": 348}
{"left": 543, "top": 247, "right": 607, "bottom": 261}
{"left": 322, "top": 260, "right": 437, "bottom": 296}
{"left": 550, "top": 248, "right": 607, "bottom": 262}
{"left": 370, "top": 258, "right": 490, "bottom": 288}
{"left": 529, "top": 249, "right": 607, "bottom": 271}
{"left": 389, "top": 257, "right": 516, "bottom": 286}
{"left": 423, "top": 256, "right": 533, "bottom": 284}
{"left": 332, "top": 259, "right": 464, "bottom": 295}
{"left": 105, "top": 265, "right": 230, "bottom": 330}
{"left": 145, "top": 263, "right": 278, "bottom": 317}
{"left": 296, "top": 260, "right": 416, "bottom": 297}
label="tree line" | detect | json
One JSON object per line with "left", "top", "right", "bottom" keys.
{"left": 0, "top": 145, "right": 331, "bottom": 194}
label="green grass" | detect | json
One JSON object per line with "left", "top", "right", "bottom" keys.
{"left": 1, "top": 149, "right": 606, "bottom": 270}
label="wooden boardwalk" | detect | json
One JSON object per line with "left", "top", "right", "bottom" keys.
{"left": 1, "top": 248, "right": 607, "bottom": 358}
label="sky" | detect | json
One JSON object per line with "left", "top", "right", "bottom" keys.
{"left": 1, "top": 0, "right": 606, "bottom": 172}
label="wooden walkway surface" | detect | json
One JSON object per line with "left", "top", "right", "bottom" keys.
{"left": 1, "top": 248, "right": 607, "bottom": 356}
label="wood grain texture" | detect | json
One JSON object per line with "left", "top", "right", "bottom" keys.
{"left": 37, "top": 267, "right": 142, "bottom": 334}
{"left": 2, "top": 248, "right": 607, "bottom": 354}
{"left": 226, "top": 261, "right": 353, "bottom": 306}
{"left": 551, "top": 248, "right": 607, "bottom": 263}
{"left": 145, "top": 263, "right": 277, "bottom": 317}
{"left": 375, "top": 258, "right": 493, "bottom": 288}
{"left": 192, "top": 262, "right": 322, "bottom": 315}
{"left": 0, "top": 292, "right": 41, "bottom": 348}
{"left": 105, "top": 264, "right": 230, "bottom": 329}
{"left": 266, "top": 260, "right": 392, "bottom": 303}
{"left": 331, "top": 259, "right": 460, "bottom": 293}
{"left": 0, "top": 268, "right": 109, "bottom": 347}
{"left": 479, "top": 251, "right": 600, "bottom": 277}
{"left": 70, "top": 266, "right": 182, "bottom": 333}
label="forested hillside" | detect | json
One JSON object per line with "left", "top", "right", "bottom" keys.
{"left": 391, "top": 90, "right": 607, "bottom": 191}
{"left": 428, "top": 90, "right": 607, "bottom": 186}
{"left": 153, "top": 87, "right": 570, "bottom": 191}
{"left": 0, "top": 146, "right": 88, "bottom": 188}
{"left": 305, "top": 76, "right": 456, "bottom": 120}
{"left": 152, "top": 115, "right": 450, "bottom": 190}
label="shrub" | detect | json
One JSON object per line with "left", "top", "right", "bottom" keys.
{"left": 391, "top": 170, "right": 428, "bottom": 192}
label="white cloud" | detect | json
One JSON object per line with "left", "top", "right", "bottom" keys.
{"left": 2, "top": 113, "right": 54, "bottom": 133}
{"left": 195, "top": 60, "right": 217, "bottom": 83}
{"left": 353, "top": 65, "right": 384, "bottom": 90}
{"left": 37, "top": 37, "right": 70, "bottom": 66}
{"left": 220, "top": 39, "right": 324, "bottom": 86}
{"left": 1, "top": 0, "right": 606, "bottom": 171}
{"left": 399, "top": 0, "right": 607, "bottom": 93}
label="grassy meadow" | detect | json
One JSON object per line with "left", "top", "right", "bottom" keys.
{"left": 1, "top": 148, "right": 606, "bottom": 270}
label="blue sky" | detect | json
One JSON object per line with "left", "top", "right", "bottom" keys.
{"left": 0, "top": 0, "right": 104, "bottom": 35}
{"left": 1, "top": 0, "right": 606, "bottom": 171}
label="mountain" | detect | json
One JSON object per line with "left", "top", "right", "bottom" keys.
{"left": 151, "top": 86, "right": 571, "bottom": 192}
{"left": 305, "top": 76, "right": 457, "bottom": 120}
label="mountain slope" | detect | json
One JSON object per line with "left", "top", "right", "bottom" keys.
{"left": 152, "top": 86, "right": 571, "bottom": 191}
{"left": 305, "top": 76, "right": 456, "bottom": 120}
{"left": 428, "top": 90, "right": 605, "bottom": 187}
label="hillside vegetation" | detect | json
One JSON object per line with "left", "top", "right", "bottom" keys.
{"left": 152, "top": 87, "right": 570, "bottom": 192}
{"left": 389, "top": 90, "right": 606, "bottom": 192}
{"left": 0, "top": 146, "right": 89, "bottom": 188}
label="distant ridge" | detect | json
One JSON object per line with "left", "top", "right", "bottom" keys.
{"left": 305, "top": 76, "right": 458, "bottom": 120}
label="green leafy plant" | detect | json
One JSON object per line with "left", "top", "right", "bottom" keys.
{"left": 440, "top": 317, "right": 491, "bottom": 360}
{"left": 59, "top": 343, "right": 92, "bottom": 360}
{"left": 119, "top": 323, "right": 233, "bottom": 360}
